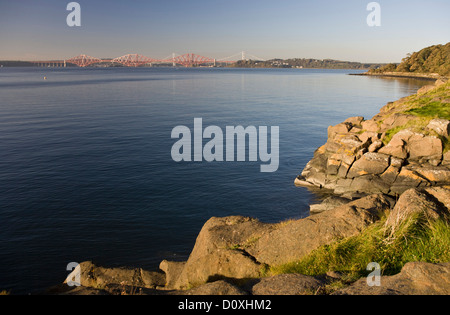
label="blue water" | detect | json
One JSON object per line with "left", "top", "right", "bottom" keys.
{"left": 0, "top": 67, "right": 427, "bottom": 294}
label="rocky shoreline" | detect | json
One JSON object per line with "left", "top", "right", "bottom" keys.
{"left": 295, "top": 78, "right": 450, "bottom": 197}
{"left": 51, "top": 79, "right": 450, "bottom": 296}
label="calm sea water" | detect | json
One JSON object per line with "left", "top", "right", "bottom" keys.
{"left": 0, "top": 67, "right": 427, "bottom": 294}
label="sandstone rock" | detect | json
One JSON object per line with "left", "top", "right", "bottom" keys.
{"left": 380, "top": 165, "right": 401, "bottom": 185}
{"left": 368, "top": 140, "right": 383, "bottom": 153}
{"left": 337, "top": 161, "right": 353, "bottom": 178}
{"left": 391, "top": 129, "right": 415, "bottom": 142}
{"left": 159, "top": 260, "right": 186, "bottom": 290}
{"left": 172, "top": 280, "right": 247, "bottom": 296}
{"left": 408, "top": 134, "right": 442, "bottom": 161}
{"left": 384, "top": 189, "right": 445, "bottom": 236}
{"left": 331, "top": 134, "right": 367, "bottom": 154}
{"left": 176, "top": 248, "right": 262, "bottom": 290}
{"left": 328, "top": 123, "right": 352, "bottom": 139}
{"left": 309, "top": 196, "right": 351, "bottom": 214}
{"left": 172, "top": 216, "right": 274, "bottom": 290}
{"left": 413, "top": 166, "right": 450, "bottom": 184}
{"left": 391, "top": 167, "right": 430, "bottom": 195}
{"left": 347, "top": 153, "right": 390, "bottom": 179}
{"left": 251, "top": 274, "right": 325, "bottom": 295}
{"left": 349, "top": 175, "right": 391, "bottom": 194}
{"left": 358, "top": 131, "right": 379, "bottom": 144}
{"left": 298, "top": 99, "right": 447, "bottom": 197}
{"left": 326, "top": 157, "right": 341, "bottom": 175}
{"left": 378, "top": 135, "right": 408, "bottom": 159}
{"left": 247, "top": 194, "right": 390, "bottom": 266}
{"left": 390, "top": 157, "right": 405, "bottom": 168}
{"left": 301, "top": 149, "right": 328, "bottom": 176}
{"left": 380, "top": 114, "right": 414, "bottom": 132}
{"left": 65, "top": 261, "right": 165, "bottom": 289}
{"left": 333, "top": 262, "right": 450, "bottom": 295}
{"left": 361, "top": 120, "right": 379, "bottom": 132}
{"left": 301, "top": 168, "right": 327, "bottom": 188}
{"left": 294, "top": 176, "right": 316, "bottom": 187}
{"left": 424, "top": 187, "right": 450, "bottom": 212}
{"left": 333, "top": 178, "right": 354, "bottom": 195}
{"left": 350, "top": 126, "right": 363, "bottom": 133}
{"left": 323, "top": 176, "right": 339, "bottom": 190}
{"left": 427, "top": 118, "right": 450, "bottom": 137}
{"left": 344, "top": 116, "right": 365, "bottom": 126}
{"left": 443, "top": 151, "right": 450, "bottom": 166}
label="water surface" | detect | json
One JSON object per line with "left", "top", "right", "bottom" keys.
{"left": 0, "top": 67, "right": 428, "bottom": 294}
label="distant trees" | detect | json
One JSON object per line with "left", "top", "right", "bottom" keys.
{"left": 370, "top": 43, "right": 450, "bottom": 76}
{"left": 230, "top": 58, "right": 384, "bottom": 70}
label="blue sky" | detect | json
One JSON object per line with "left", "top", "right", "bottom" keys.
{"left": 0, "top": 0, "right": 449, "bottom": 62}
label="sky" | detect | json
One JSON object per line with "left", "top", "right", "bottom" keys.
{"left": 0, "top": 0, "right": 449, "bottom": 63}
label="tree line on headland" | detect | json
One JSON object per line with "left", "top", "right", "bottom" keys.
{"left": 369, "top": 42, "right": 450, "bottom": 77}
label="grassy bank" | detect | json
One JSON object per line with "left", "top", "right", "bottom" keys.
{"left": 266, "top": 211, "right": 450, "bottom": 289}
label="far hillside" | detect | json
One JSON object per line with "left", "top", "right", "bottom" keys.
{"left": 369, "top": 43, "right": 450, "bottom": 77}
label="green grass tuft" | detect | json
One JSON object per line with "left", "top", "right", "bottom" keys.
{"left": 406, "top": 101, "right": 450, "bottom": 120}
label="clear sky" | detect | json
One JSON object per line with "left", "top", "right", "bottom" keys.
{"left": 0, "top": 0, "right": 449, "bottom": 63}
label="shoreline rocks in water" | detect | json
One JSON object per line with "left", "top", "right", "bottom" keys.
{"left": 295, "top": 79, "right": 450, "bottom": 197}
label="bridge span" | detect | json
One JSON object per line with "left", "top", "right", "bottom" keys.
{"left": 31, "top": 52, "right": 265, "bottom": 68}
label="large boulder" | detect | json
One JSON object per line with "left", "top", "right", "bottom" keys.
{"left": 159, "top": 260, "right": 186, "bottom": 289}
{"left": 247, "top": 194, "right": 391, "bottom": 266}
{"left": 309, "top": 196, "right": 351, "bottom": 214}
{"left": 427, "top": 119, "right": 450, "bottom": 137}
{"left": 163, "top": 195, "right": 392, "bottom": 290}
{"left": 380, "top": 114, "right": 415, "bottom": 132}
{"left": 378, "top": 132, "right": 409, "bottom": 159}
{"left": 390, "top": 167, "right": 430, "bottom": 195}
{"left": 424, "top": 186, "right": 450, "bottom": 211}
{"left": 169, "top": 216, "right": 274, "bottom": 290}
{"left": 347, "top": 153, "right": 390, "bottom": 178}
{"left": 380, "top": 130, "right": 443, "bottom": 161}
{"left": 384, "top": 188, "right": 446, "bottom": 237}
{"left": 407, "top": 133, "right": 442, "bottom": 161}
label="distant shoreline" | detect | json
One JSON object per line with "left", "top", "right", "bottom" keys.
{"left": 350, "top": 71, "right": 447, "bottom": 81}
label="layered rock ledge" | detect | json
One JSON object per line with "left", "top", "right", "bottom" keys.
{"left": 295, "top": 79, "right": 450, "bottom": 197}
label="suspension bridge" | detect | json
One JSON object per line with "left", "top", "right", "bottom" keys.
{"left": 31, "top": 52, "right": 266, "bottom": 68}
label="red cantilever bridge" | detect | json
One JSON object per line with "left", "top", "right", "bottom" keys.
{"left": 31, "top": 52, "right": 262, "bottom": 68}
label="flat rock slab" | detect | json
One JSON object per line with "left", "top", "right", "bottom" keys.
{"left": 333, "top": 262, "right": 450, "bottom": 295}
{"left": 251, "top": 274, "right": 325, "bottom": 295}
